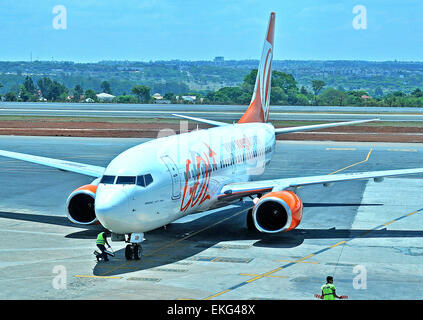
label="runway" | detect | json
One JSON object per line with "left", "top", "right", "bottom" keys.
{"left": 2, "top": 102, "right": 423, "bottom": 122}
{"left": 0, "top": 136, "right": 423, "bottom": 299}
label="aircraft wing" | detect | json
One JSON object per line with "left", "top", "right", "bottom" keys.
{"left": 218, "top": 167, "right": 423, "bottom": 201}
{"left": 172, "top": 113, "right": 229, "bottom": 126}
{"left": 274, "top": 118, "right": 378, "bottom": 135}
{"left": 0, "top": 149, "right": 105, "bottom": 178}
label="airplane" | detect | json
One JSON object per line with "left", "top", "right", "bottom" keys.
{"left": 1, "top": 12, "right": 423, "bottom": 261}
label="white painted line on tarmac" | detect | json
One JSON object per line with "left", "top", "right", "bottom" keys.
{"left": 0, "top": 246, "right": 94, "bottom": 252}
{"left": 0, "top": 229, "right": 68, "bottom": 236}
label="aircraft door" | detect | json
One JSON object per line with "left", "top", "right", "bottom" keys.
{"left": 161, "top": 155, "right": 181, "bottom": 200}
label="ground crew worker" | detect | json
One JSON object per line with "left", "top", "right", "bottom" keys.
{"left": 96, "top": 231, "right": 111, "bottom": 262}
{"left": 320, "top": 276, "right": 344, "bottom": 300}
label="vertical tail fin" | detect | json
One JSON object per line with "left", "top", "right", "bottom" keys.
{"left": 238, "top": 12, "right": 275, "bottom": 124}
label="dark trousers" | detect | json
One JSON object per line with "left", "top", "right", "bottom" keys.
{"left": 97, "top": 244, "right": 109, "bottom": 261}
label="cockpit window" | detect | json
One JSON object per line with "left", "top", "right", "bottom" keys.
{"left": 144, "top": 174, "right": 153, "bottom": 186}
{"left": 116, "top": 176, "right": 136, "bottom": 185}
{"left": 137, "top": 174, "right": 153, "bottom": 187}
{"left": 100, "top": 175, "right": 115, "bottom": 184}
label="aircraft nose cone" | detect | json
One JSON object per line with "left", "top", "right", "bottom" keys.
{"left": 95, "top": 187, "right": 129, "bottom": 231}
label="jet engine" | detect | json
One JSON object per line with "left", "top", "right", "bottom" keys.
{"left": 66, "top": 184, "right": 98, "bottom": 225}
{"left": 252, "top": 191, "right": 303, "bottom": 233}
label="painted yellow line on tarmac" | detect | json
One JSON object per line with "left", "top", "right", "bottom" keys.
{"left": 328, "top": 148, "right": 373, "bottom": 175}
{"left": 240, "top": 273, "right": 288, "bottom": 279}
{"left": 407, "top": 211, "right": 418, "bottom": 217}
{"left": 296, "top": 254, "right": 315, "bottom": 261}
{"left": 329, "top": 241, "right": 347, "bottom": 248}
{"left": 383, "top": 220, "right": 395, "bottom": 226}
{"left": 275, "top": 259, "right": 319, "bottom": 264}
{"left": 204, "top": 289, "right": 231, "bottom": 300}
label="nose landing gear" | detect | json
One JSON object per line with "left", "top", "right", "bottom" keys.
{"left": 124, "top": 233, "right": 144, "bottom": 260}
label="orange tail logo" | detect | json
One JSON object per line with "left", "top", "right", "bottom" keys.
{"left": 238, "top": 12, "right": 275, "bottom": 124}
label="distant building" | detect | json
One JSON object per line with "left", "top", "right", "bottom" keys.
{"left": 181, "top": 95, "right": 197, "bottom": 103}
{"left": 214, "top": 56, "right": 224, "bottom": 63}
{"left": 96, "top": 92, "right": 115, "bottom": 102}
{"left": 85, "top": 97, "right": 95, "bottom": 103}
{"left": 152, "top": 93, "right": 163, "bottom": 100}
{"left": 361, "top": 95, "right": 371, "bottom": 100}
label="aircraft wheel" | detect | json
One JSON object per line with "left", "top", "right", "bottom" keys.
{"left": 133, "top": 244, "right": 143, "bottom": 260}
{"left": 125, "top": 244, "right": 133, "bottom": 260}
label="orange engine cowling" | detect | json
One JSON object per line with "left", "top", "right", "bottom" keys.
{"left": 66, "top": 184, "right": 98, "bottom": 225}
{"left": 252, "top": 191, "right": 303, "bottom": 233}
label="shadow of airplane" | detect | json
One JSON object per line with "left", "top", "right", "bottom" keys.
{"left": 303, "top": 203, "right": 383, "bottom": 208}
{"left": 1, "top": 204, "right": 422, "bottom": 277}
{"left": 0, "top": 211, "right": 104, "bottom": 238}
{"left": 89, "top": 203, "right": 423, "bottom": 277}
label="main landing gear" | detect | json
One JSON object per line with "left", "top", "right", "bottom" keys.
{"left": 124, "top": 233, "right": 144, "bottom": 260}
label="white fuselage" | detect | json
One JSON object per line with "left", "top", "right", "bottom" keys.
{"left": 95, "top": 123, "right": 276, "bottom": 234}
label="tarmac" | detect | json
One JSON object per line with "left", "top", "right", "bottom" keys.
{"left": 0, "top": 136, "right": 423, "bottom": 299}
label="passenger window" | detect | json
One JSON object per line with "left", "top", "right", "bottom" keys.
{"left": 100, "top": 175, "right": 115, "bottom": 184}
{"left": 116, "top": 176, "right": 136, "bottom": 184}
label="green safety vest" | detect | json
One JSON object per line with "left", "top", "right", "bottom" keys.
{"left": 96, "top": 232, "right": 105, "bottom": 245}
{"left": 321, "top": 283, "right": 336, "bottom": 300}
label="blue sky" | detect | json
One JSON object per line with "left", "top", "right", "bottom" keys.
{"left": 1, "top": 0, "right": 422, "bottom": 62}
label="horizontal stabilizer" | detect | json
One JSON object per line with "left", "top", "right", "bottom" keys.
{"left": 172, "top": 113, "right": 228, "bottom": 127}
{"left": 274, "top": 118, "right": 378, "bottom": 135}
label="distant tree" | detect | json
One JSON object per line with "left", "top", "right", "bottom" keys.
{"left": 74, "top": 84, "right": 83, "bottom": 102}
{"left": 272, "top": 71, "right": 298, "bottom": 92}
{"left": 312, "top": 80, "right": 326, "bottom": 96}
{"left": 50, "top": 81, "right": 68, "bottom": 101}
{"left": 375, "top": 87, "right": 384, "bottom": 97}
{"left": 312, "top": 80, "right": 326, "bottom": 105}
{"left": 37, "top": 77, "right": 53, "bottom": 99}
{"left": 241, "top": 69, "right": 258, "bottom": 94}
{"left": 318, "top": 88, "right": 348, "bottom": 106}
{"left": 23, "top": 76, "right": 36, "bottom": 94}
{"left": 19, "top": 85, "right": 31, "bottom": 102}
{"left": 131, "top": 85, "right": 151, "bottom": 103}
{"left": 36, "top": 77, "right": 67, "bottom": 101}
{"left": 163, "top": 92, "right": 175, "bottom": 100}
{"left": 101, "top": 81, "right": 112, "bottom": 94}
{"left": 411, "top": 88, "right": 423, "bottom": 97}
{"left": 5, "top": 92, "right": 17, "bottom": 101}
{"left": 114, "top": 95, "right": 138, "bottom": 104}
{"left": 270, "top": 86, "right": 287, "bottom": 105}
{"left": 84, "top": 89, "right": 98, "bottom": 102}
